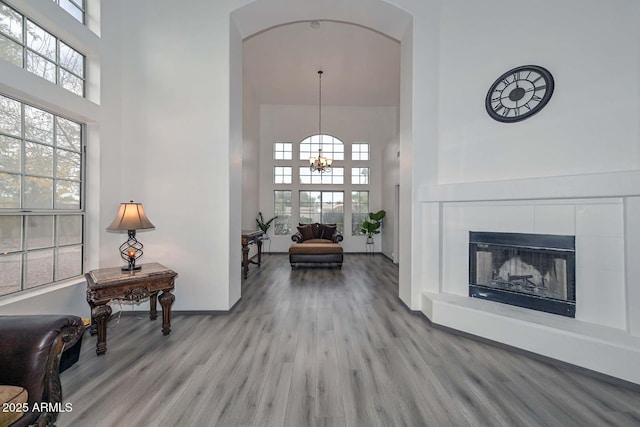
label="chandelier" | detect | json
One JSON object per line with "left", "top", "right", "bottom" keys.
{"left": 309, "top": 70, "right": 332, "bottom": 173}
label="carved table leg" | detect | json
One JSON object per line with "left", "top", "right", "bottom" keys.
{"left": 257, "top": 238, "right": 263, "bottom": 267}
{"left": 88, "top": 300, "right": 98, "bottom": 336}
{"left": 159, "top": 290, "right": 175, "bottom": 335}
{"left": 93, "top": 304, "right": 112, "bottom": 355}
{"left": 150, "top": 292, "right": 158, "bottom": 320}
{"left": 242, "top": 238, "right": 250, "bottom": 279}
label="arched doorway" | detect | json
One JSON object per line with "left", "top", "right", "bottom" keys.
{"left": 228, "top": 0, "right": 416, "bottom": 305}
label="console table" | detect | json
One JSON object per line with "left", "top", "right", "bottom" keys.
{"left": 241, "top": 230, "right": 264, "bottom": 279}
{"left": 85, "top": 263, "right": 177, "bottom": 355}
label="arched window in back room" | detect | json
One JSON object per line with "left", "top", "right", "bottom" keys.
{"left": 299, "top": 134, "right": 344, "bottom": 162}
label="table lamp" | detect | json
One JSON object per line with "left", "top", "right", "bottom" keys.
{"left": 107, "top": 200, "right": 155, "bottom": 271}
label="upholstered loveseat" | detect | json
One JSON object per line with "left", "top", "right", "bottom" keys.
{"left": 290, "top": 223, "right": 344, "bottom": 269}
{"left": 291, "top": 223, "right": 343, "bottom": 244}
{"left": 0, "top": 315, "right": 84, "bottom": 427}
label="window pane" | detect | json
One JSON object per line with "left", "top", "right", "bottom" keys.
{"left": 56, "top": 117, "right": 82, "bottom": 151}
{"left": 0, "top": 95, "right": 22, "bottom": 137}
{"left": 56, "top": 149, "right": 81, "bottom": 180}
{"left": 0, "top": 253, "right": 21, "bottom": 296}
{"left": 55, "top": 179, "right": 80, "bottom": 209}
{"left": 25, "top": 106, "right": 54, "bottom": 144}
{"left": 60, "top": 42, "right": 84, "bottom": 76}
{"left": 273, "top": 190, "right": 291, "bottom": 235}
{"left": 0, "top": 172, "right": 20, "bottom": 208}
{"left": 274, "top": 142, "right": 292, "bottom": 160}
{"left": 56, "top": 244, "right": 81, "bottom": 280}
{"left": 57, "top": 214, "right": 82, "bottom": 245}
{"left": 274, "top": 166, "right": 291, "bottom": 184}
{"left": 25, "top": 249, "right": 54, "bottom": 288}
{"left": 299, "top": 191, "right": 321, "bottom": 224}
{"left": 351, "top": 167, "right": 369, "bottom": 185}
{"left": 352, "top": 143, "right": 369, "bottom": 161}
{"left": 0, "top": 34, "right": 23, "bottom": 67}
{"left": 60, "top": 0, "right": 84, "bottom": 23}
{"left": 26, "top": 21, "right": 56, "bottom": 61}
{"left": 26, "top": 215, "right": 54, "bottom": 249}
{"left": 25, "top": 142, "right": 54, "bottom": 177}
{"left": 56, "top": 117, "right": 81, "bottom": 151}
{"left": 24, "top": 176, "right": 53, "bottom": 209}
{"left": 26, "top": 51, "right": 56, "bottom": 83}
{"left": 321, "top": 191, "right": 344, "bottom": 232}
{"left": 60, "top": 69, "right": 83, "bottom": 96}
{"left": 0, "top": 4, "right": 23, "bottom": 42}
{"left": 351, "top": 191, "right": 369, "bottom": 235}
{"left": 0, "top": 215, "right": 22, "bottom": 252}
{"left": 0, "top": 135, "right": 21, "bottom": 173}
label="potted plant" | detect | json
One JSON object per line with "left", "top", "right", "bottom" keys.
{"left": 256, "top": 212, "right": 278, "bottom": 235}
{"left": 360, "top": 210, "right": 386, "bottom": 244}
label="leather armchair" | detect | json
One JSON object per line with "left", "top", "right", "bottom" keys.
{"left": 0, "top": 315, "right": 84, "bottom": 427}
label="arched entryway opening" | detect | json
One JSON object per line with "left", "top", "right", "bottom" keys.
{"left": 228, "top": 0, "right": 416, "bottom": 305}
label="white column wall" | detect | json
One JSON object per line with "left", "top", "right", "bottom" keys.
{"left": 100, "top": 0, "right": 242, "bottom": 311}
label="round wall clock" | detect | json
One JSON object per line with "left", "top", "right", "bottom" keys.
{"left": 485, "top": 65, "right": 554, "bottom": 123}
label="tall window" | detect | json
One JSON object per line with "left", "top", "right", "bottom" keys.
{"left": 299, "top": 191, "right": 344, "bottom": 232}
{"left": 351, "top": 191, "right": 369, "bottom": 236}
{"left": 273, "top": 190, "right": 291, "bottom": 235}
{"left": 299, "top": 134, "right": 344, "bottom": 161}
{"left": 0, "top": 2, "right": 86, "bottom": 96}
{"left": 51, "top": 0, "right": 85, "bottom": 24}
{"left": 0, "top": 94, "right": 84, "bottom": 297}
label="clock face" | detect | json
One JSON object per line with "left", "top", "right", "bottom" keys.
{"left": 485, "top": 65, "right": 554, "bottom": 123}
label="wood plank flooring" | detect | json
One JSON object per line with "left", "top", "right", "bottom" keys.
{"left": 59, "top": 254, "right": 640, "bottom": 427}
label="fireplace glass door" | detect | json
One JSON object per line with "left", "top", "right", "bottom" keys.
{"left": 469, "top": 232, "right": 575, "bottom": 317}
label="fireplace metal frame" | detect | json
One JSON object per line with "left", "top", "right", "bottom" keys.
{"left": 469, "top": 231, "right": 576, "bottom": 317}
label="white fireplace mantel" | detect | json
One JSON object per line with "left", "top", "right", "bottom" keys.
{"left": 416, "top": 169, "right": 640, "bottom": 385}
{"left": 420, "top": 170, "right": 640, "bottom": 203}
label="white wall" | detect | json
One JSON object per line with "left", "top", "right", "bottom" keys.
{"left": 242, "top": 85, "right": 261, "bottom": 231}
{"left": 381, "top": 137, "right": 399, "bottom": 260}
{"left": 258, "top": 104, "right": 396, "bottom": 253}
{"left": 437, "top": 0, "right": 640, "bottom": 184}
{"left": 99, "top": 0, "right": 242, "bottom": 311}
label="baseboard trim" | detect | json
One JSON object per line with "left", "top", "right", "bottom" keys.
{"left": 116, "top": 299, "right": 242, "bottom": 317}
{"left": 396, "top": 296, "right": 640, "bottom": 392}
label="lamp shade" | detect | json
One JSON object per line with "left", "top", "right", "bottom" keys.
{"left": 106, "top": 201, "right": 155, "bottom": 231}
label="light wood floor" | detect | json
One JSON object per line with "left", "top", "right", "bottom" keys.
{"left": 60, "top": 254, "right": 640, "bottom": 427}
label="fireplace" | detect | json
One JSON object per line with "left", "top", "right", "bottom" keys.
{"left": 469, "top": 232, "right": 575, "bottom": 317}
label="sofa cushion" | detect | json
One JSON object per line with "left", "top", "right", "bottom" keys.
{"left": 321, "top": 225, "right": 337, "bottom": 240}
{"left": 297, "top": 224, "right": 314, "bottom": 241}
{"left": 304, "top": 238, "right": 334, "bottom": 244}
{"left": 289, "top": 243, "right": 344, "bottom": 254}
{"left": 0, "top": 385, "right": 27, "bottom": 426}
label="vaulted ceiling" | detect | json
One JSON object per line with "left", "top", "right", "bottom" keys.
{"left": 243, "top": 20, "right": 401, "bottom": 107}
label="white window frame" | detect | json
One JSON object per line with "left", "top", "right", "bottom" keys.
{"left": 352, "top": 143, "right": 369, "bottom": 161}
{"left": 0, "top": 93, "right": 85, "bottom": 297}
{"left": 0, "top": 2, "right": 86, "bottom": 96}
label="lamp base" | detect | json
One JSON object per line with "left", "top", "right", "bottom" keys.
{"left": 121, "top": 265, "right": 142, "bottom": 272}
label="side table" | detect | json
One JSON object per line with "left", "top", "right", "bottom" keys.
{"left": 85, "top": 262, "right": 177, "bottom": 355}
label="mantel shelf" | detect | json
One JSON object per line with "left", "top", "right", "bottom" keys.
{"left": 420, "top": 170, "right": 640, "bottom": 203}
